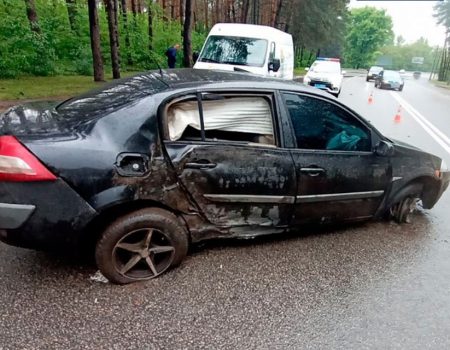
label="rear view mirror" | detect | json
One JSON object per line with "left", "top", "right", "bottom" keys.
{"left": 375, "top": 140, "right": 395, "bottom": 157}
{"left": 268, "top": 58, "right": 281, "bottom": 72}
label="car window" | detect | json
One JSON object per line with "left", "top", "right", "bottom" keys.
{"left": 282, "top": 93, "right": 371, "bottom": 152}
{"left": 165, "top": 95, "right": 275, "bottom": 145}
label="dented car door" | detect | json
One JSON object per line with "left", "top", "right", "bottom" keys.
{"left": 162, "top": 91, "right": 296, "bottom": 234}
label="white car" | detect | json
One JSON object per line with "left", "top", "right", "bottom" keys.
{"left": 303, "top": 58, "right": 344, "bottom": 98}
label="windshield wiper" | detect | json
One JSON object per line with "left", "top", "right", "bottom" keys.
{"left": 222, "top": 61, "right": 249, "bottom": 66}
{"left": 200, "top": 58, "right": 221, "bottom": 63}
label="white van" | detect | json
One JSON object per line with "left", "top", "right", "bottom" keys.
{"left": 193, "top": 23, "right": 294, "bottom": 80}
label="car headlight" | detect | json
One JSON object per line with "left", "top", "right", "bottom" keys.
{"left": 441, "top": 159, "right": 448, "bottom": 171}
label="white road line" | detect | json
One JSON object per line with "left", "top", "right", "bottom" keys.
{"left": 390, "top": 92, "right": 450, "bottom": 155}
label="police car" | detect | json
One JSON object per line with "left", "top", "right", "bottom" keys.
{"left": 303, "top": 58, "right": 345, "bottom": 98}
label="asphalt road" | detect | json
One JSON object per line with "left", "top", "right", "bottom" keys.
{"left": 1, "top": 75, "right": 450, "bottom": 349}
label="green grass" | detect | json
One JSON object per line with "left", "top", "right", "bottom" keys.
{"left": 294, "top": 67, "right": 308, "bottom": 76}
{"left": 0, "top": 71, "right": 141, "bottom": 100}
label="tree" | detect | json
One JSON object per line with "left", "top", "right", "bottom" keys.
{"left": 65, "top": 0, "right": 78, "bottom": 32}
{"left": 434, "top": 0, "right": 450, "bottom": 30}
{"left": 88, "top": 0, "right": 105, "bottom": 81}
{"left": 434, "top": 0, "right": 450, "bottom": 81}
{"left": 183, "top": 0, "right": 193, "bottom": 67}
{"left": 120, "top": 0, "right": 132, "bottom": 65}
{"left": 344, "top": 7, "right": 393, "bottom": 68}
{"left": 105, "top": 0, "right": 121, "bottom": 79}
{"left": 24, "top": 0, "right": 40, "bottom": 33}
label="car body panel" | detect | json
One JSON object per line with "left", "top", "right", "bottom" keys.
{"left": 0, "top": 69, "right": 448, "bottom": 251}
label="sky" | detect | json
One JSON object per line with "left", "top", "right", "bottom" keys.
{"left": 348, "top": 0, "right": 447, "bottom": 47}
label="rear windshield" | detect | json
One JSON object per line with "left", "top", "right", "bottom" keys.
{"left": 56, "top": 73, "right": 167, "bottom": 119}
{"left": 384, "top": 71, "right": 401, "bottom": 80}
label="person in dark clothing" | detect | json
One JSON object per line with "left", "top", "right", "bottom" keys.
{"left": 166, "top": 44, "right": 180, "bottom": 68}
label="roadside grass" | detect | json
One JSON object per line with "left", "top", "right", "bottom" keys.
{"left": 432, "top": 80, "right": 450, "bottom": 90}
{"left": 0, "top": 71, "right": 141, "bottom": 100}
{"left": 294, "top": 67, "right": 307, "bottom": 76}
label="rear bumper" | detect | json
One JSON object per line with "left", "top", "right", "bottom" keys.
{"left": 0, "top": 203, "right": 36, "bottom": 229}
{"left": 0, "top": 179, "right": 98, "bottom": 250}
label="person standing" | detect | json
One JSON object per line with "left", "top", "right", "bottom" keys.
{"left": 166, "top": 44, "right": 180, "bottom": 68}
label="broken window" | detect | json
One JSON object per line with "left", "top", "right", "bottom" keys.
{"left": 166, "top": 95, "right": 275, "bottom": 145}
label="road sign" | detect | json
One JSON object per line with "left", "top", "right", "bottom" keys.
{"left": 411, "top": 57, "right": 424, "bottom": 64}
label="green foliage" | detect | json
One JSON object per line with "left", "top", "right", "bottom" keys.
{"left": 434, "top": 0, "right": 450, "bottom": 30}
{"left": 0, "top": 0, "right": 207, "bottom": 78}
{"left": 377, "top": 37, "right": 437, "bottom": 71}
{"left": 344, "top": 7, "right": 394, "bottom": 69}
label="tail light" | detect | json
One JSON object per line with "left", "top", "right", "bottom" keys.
{"left": 0, "top": 136, "right": 56, "bottom": 182}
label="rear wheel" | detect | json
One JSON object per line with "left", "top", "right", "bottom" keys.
{"left": 95, "top": 208, "right": 189, "bottom": 284}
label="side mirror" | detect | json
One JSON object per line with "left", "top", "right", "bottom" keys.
{"left": 268, "top": 58, "right": 281, "bottom": 72}
{"left": 375, "top": 140, "right": 395, "bottom": 157}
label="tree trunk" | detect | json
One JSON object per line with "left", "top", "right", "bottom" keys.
{"left": 203, "top": 0, "right": 208, "bottom": 28}
{"left": 148, "top": 2, "right": 153, "bottom": 51}
{"left": 65, "top": 0, "right": 78, "bottom": 32}
{"left": 131, "top": 0, "right": 137, "bottom": 17}
{"left": 120, "top": 0, "right": 133, "bottom": 65}
{"left": 88, "top": 0, "right": 104, "bottom": 82}
{"left": 180, "top": 0, "right": 184, "bottom": 25}
{"left": 241, "top": 0, "right": 249, "bottom": 23}
{"left": 183, "top": 0, "right": 193, "bottom": 67}
{"left": 24, "top": 0, "right": 40, "bottom": 33}
{"left": 273, "top": 0, "right": 282, "bottom": 29}
{"left": 105, "top": 0, "right": 121, "bottom": 79}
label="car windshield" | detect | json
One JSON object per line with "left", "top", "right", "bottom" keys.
{"left": 310, "top": 61, "right": 341, "bottom": 73}
{"left": 199, "top": 35, "right": 268, "bottom": 67}
{"left": 370, "top": 67, "right": 383, "bottom": 73}
{"left": 383, "top": 71, "right": 401, "bottom": 80}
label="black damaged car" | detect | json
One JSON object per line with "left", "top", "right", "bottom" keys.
{"left": 0, "top": 69, "right": 448, "bottom": 284}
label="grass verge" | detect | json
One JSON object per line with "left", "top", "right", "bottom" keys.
{"left": 0, "top": 72, "right": 140, "bottom": 101}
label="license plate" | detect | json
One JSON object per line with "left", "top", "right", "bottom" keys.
{"left": 314, "top": 84, "right": 326, "bottom": 89}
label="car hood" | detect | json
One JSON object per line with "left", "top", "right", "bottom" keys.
{"left": 390, "top": 137, "right": 442, "bottom": 168}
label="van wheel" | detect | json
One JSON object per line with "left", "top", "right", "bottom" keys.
{"left": 390, "top": 196, "right": 420, "bottom": 223}
{"left": 95, "top": 208, "right": 189, "bottom": 284}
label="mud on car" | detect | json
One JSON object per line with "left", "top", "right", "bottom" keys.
{"left": 0, "top": 69, "right": 448, "bottom": 284}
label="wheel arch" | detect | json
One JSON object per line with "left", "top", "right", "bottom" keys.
{"left": 81, "top": 199, "right": 191, "bottom": 250}
{"left": 387, "top": 176, "right": 440, "bottom": 209}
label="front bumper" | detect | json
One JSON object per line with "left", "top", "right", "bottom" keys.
{"left": 306, "top": 81, "right": 340, "bottom": 95}
{"left": 0, "top": 179, "right": 98, "bottom": 251}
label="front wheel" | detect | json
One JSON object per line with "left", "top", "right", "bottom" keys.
{"left": 95, "top": 208, "right": 189, "bottom": 284}
{"left": 390, "top": 196, "right": 420, "bottom": 223}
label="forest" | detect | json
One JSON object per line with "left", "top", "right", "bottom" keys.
{"left": 1, "top": 0, "right": 449, "bottom": 82}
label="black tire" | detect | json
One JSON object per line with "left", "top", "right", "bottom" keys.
{"left": 399, "top": 85, "right": 403, "bottom": 91}
{"left": 95, "top": 208, "right": 189, "bottom": 284}
{"left": 366, "top": 77, "right": 369, "bottom": 82}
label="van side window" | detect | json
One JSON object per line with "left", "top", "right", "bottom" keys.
{"left": 282, "top": 93, "right": 371, "bottom": 152}
{"left": 166, "top": 95, "right": 275, "bottom": 145}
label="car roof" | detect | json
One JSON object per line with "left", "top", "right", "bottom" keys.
{"left": 156, "top": 68, "right": 324, "bottom": 93}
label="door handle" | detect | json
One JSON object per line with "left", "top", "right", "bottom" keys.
{"left": 185, "top": 161, "right": 217, "bottom": 169}
{"left": 300, "top": 167, "right": 325, "bottom": 176}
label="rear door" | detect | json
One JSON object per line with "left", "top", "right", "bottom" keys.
{"left": 280, "top": 92, "right": 392, "bottom": 225}
{"left": 162, "top": 91, "right": 297, "bottom": 233}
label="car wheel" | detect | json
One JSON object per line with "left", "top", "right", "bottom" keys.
{"left": 390, "top": 196, "right": 420, "bottom": 223}
{"left": 95, "top": 208, "right": 189, "bottom": 284}
{"left": 399, "top": 85, "right": 403, "bottom": 91}
{"left": 366, "top": 77, "right": 369, "bottom": 82}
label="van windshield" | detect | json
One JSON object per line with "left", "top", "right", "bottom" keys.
{"left": 199, "top": 35, "right": 268, "bottom": 67}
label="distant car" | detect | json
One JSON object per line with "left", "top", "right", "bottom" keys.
{"left": 366, "top": 66, "right": 383, "bottom": 81}
{"left": 413, "top": 71, "right": 421, "bottom": 79}
{"left": 303, "top": 57, "right": 344, "bottom": 98}
{"left": 375, "top": 70, "right": 404, "bottom": 91}
{"left": 0, "top": 69, "right": 448, "bottom": 284}
{"left": 399, "top": 69, "right": 406, "bottom": 75}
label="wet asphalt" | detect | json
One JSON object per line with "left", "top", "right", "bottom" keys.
{"left": 1, "top": 75, "right": 450, "bottom": 349}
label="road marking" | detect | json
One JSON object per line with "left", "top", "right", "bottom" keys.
{"left": 390, "top": 92, "right": 450, "bottom": 155}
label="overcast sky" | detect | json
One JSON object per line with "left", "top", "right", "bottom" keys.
{"left": 348, "top": 0, "right": 447, "bottom": 47}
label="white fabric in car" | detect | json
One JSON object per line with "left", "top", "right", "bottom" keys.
{"left": 167, "top": 97, "right": 273, "bottom": 141}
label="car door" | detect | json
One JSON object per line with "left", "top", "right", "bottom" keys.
{"left": 162, "top": 91, "right": 297, "bottom": 233}
{"left": 280, "top": 92, "right": 392, "bottom": 225}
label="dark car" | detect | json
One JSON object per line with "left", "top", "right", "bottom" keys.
{"left": 0, "top": 69, "right": 448, "bottom": 284}
{"left": 366, "top": 66, "right": 383, "bottom": 81}
{"left": 375, "top": 70, "right": 404, "bottom": 91}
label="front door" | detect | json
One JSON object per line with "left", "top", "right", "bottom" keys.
{"left": 163, "top": 92, "right": 297, "bottom": 233}
{"left": 281, "top": 92, "right": 391, "bottom": 225}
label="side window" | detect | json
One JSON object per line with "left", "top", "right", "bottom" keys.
{"left": 282, "top": 93, "right": 371, "bottom": 152}
{"left": 165, "top": 95, "right": 275, "bottom": 145}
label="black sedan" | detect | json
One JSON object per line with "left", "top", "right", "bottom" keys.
{"left": 366, "top": 66, "right": 383, "bottom": 81}
{"left": 0, "top": 69, "right": 448, "bottom": 284}
{"left": 375, "top": 70, "right": 404, "bottom": 91}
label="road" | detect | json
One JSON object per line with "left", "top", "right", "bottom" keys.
{"left": 1, "top": 75, "right": 450, "bottom": 349}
